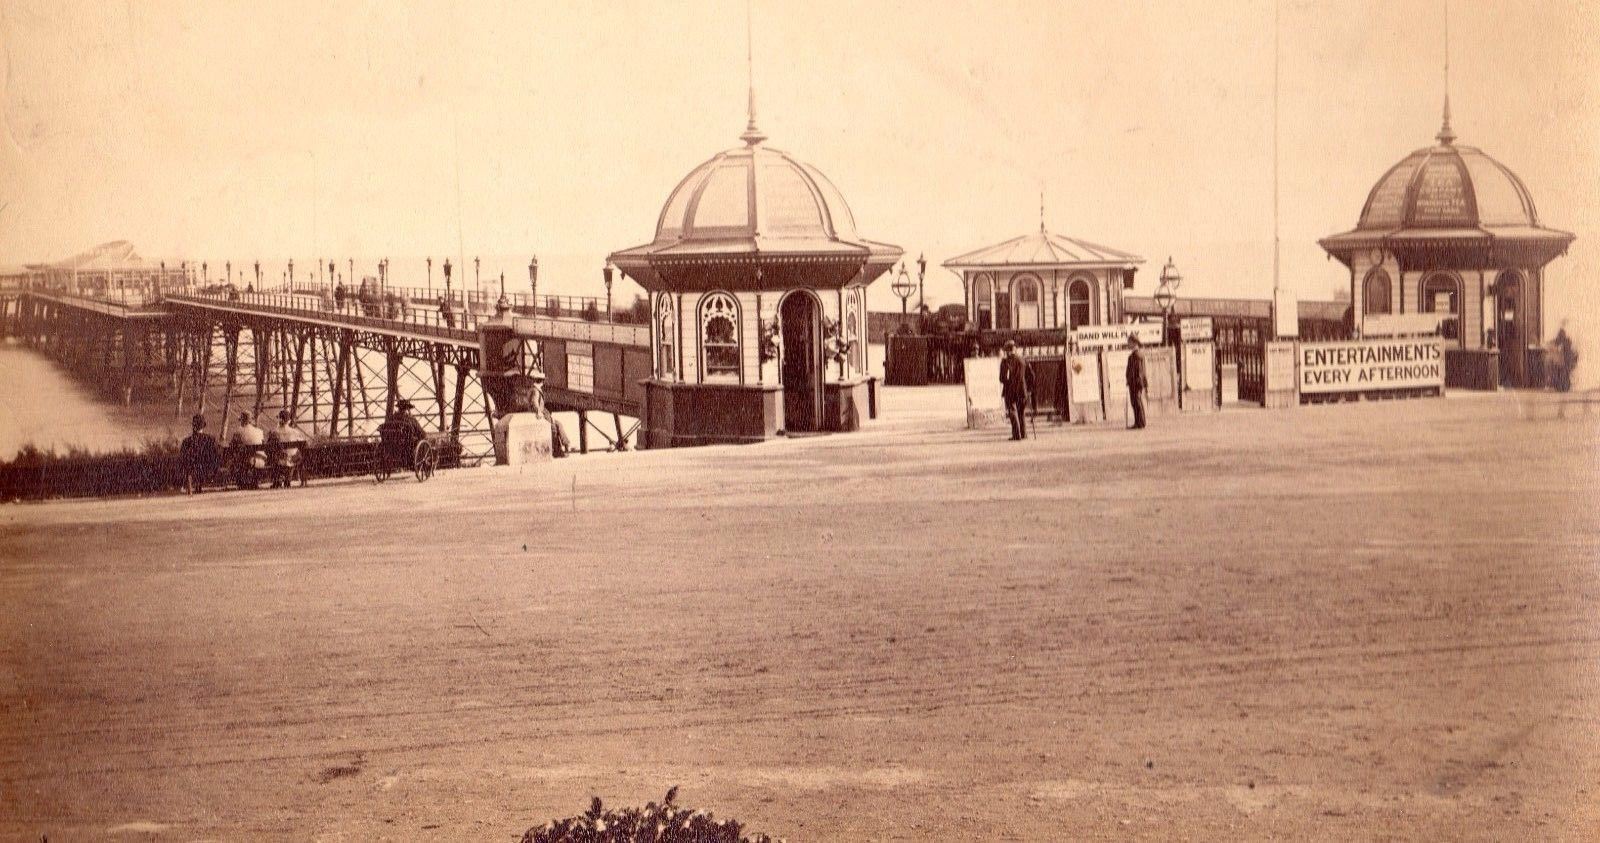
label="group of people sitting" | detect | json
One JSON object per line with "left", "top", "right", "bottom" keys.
{"left": 179, "top": 410, "right": 309, "bottom": 493}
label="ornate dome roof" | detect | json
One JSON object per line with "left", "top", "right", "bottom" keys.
{"left": 650, "top": 143, "right": 861, "bottom": 244}
{"left": 1354, "top": 140, "right": 1539, "bottom": 231}
{"left": 609, "top": 122, "right": 902, "bottom": 292}
{"left": 1320, "top": 108, "right": 1574, "bottom": 269}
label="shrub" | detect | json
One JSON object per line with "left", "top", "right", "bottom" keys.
{"left": 521, "top": 788, "right": 776, "bottom": 843}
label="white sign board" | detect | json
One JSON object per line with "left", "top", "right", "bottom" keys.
{"left": 1298, "top": 338, "right": 1444, "bottom": 394}
{"left": 1180, "top": 317, "right": 1213, "bottom": 342}
{"left": 1363, "top": 312, "right": 1443, "bottom": 338}
{"left": 1070, "top": 323, "right": 1162, "bottom": 350}
{"left": 962, "top": 356, "right": 1008, "bottom": 429}
{"left": 1182, "top": 341, "right": 1215, "bottom": 390}
{"left": 1068, "top": 353, "right": 1101, "bottom": 399}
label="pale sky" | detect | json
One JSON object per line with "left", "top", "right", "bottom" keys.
{"left": 1, "top": 0, "right": 1596, "bottom": 329}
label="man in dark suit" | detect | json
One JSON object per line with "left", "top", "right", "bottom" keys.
{"left": 1126, "top": 336, "right": 1148, "bottom": 430}
{"left": 999, "top": 340, "right": 1035, "bottom": 440}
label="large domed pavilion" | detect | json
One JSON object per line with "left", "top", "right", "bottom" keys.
{"left": 609, "top": 114, "right": 902, "bottom": 447}
{"left": 1319, "top": 106, "right": 1574, "bottom": 388}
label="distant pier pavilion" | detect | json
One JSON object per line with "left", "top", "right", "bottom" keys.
{"left": 1319, "top": 110, "right": 1574, "bottom": 389}
{"left": 943, "top": 227, "right": 1143, "bottom": 332}
{"left": 609, "top": 124, "right": 902, "bottom": 447}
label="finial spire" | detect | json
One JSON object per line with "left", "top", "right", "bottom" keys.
{"left": 1436, "top": 0, "right": 1455, "bottom": 145}
{"left": 739, "top": 0, "right": 767, "bottom": 146}
{"left": 1039, "top": 187, "right": 1046, "bottom": 232}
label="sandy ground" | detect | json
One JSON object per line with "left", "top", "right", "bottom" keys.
{"left": 2, "top": 388, "right": 1598, "bottom": 841}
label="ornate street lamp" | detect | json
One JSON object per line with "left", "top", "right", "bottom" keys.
{"left": 474, "top": 256, "right": 481, "bottom": 303}
{"left": 495, "top": 272, "right": 510, "bottom": 316}
{"left": 202, "top": 261, "right": 208, "bottom": 286}
{"left": 328, "top": 261, "right": 336, "bottom": 291}
{"left": 287, "top": 258, "right": 294, "bottom": 291}
{"left": 891, "top": 261, "right": 914, "bottom": 319}
{"left": 225, "top": 260, "right": 232, "bottom": 286}
{"left": 379, "top": 257, "right": 389, "bottom": 293}
{"left": 1156, "top": 256, "right": 1182, "bottom": 343}
{"left": 253, "top": 260, "right": 261, "bottom": 291}
{"left": 443, "top": 258, "right": 453, "bottom": 300}
{"left": 426, "top": 257, "right": 433, "bottom": 296}
{"left": 603, "top": 263, "right": 614, "bottom": 322}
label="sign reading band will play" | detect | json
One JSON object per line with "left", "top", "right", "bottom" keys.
{"left": 1298, "top": 338, "right": 1444, "bottom": 394}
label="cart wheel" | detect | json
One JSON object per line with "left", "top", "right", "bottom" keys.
{"left": 373, "top": 444, "right": 390, "bottom": 483}
{"left": 413, "top": 440, "right": 435, "bottom": 482}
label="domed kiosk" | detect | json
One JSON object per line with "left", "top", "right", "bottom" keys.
{"left": 609, "top": 117, "right": 902, "bottom": 447}
{"left": 1319, "top": 107, "right": 1574, "bottom": 388}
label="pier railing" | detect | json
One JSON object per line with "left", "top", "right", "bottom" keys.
{"left": 164, "top": 290, "right": 485, "bottom": 342}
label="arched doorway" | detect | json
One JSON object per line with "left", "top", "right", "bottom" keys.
{"left": 1495, "top": 270, "right": 1524, "bottom": 386}
{"left": 780, "top": 291, "right": 824, "bottom": 432}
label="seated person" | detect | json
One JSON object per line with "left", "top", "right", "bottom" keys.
{"left": 268, "top": 410, "right": 310, "bottom": 488}
{"left": 179, "top": 414, "right": 222, "bottom": 494}
{"left": 230, "top": 412, "right": 269, "bottom": 488}
{"left": 378, "top": 400, "right": 427, "bottom": 462}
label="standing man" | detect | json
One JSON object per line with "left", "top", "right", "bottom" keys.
{"left": 179, "top": 414, "right": 221, "bottom": 494}
{"left": 439, "top": 294, "right": 455, "bottom": 328}
{"left": 999, "top": 340, "right": 1035, "bottom": 441}
{"left": 1126, "top": 336, "right": 1149, "bottom": 430}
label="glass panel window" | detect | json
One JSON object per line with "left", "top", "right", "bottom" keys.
{"left": 1363, "top": 270, "right": 1392, "bottom": 315}
{"left": 656, "top": 295, "right": 676, "bottom": 379}
{"left": 700, "top": 292, "right": 741, "bottom": 382}
{"left": 1069, "top": 279, "right": 1092, "bottom": 328}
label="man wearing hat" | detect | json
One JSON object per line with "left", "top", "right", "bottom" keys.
{"left": 179, "top": 414, "right": 221, "bottom": 494}
{"left": 998, "top": 340, "right": 1036, "bottom": 441}
{"left": 380, "top": 399, "right": 427, "bottom": 461}
{"left": 1126, "top": 336, "right": 1149, "bottom": 430}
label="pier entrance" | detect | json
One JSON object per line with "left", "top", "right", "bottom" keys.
{"left": 780, "top": 291, "right": 823, "bottom": 433}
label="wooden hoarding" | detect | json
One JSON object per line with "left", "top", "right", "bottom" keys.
{"left": 1298, "top": 338, "right": 1444, "bottom": 395}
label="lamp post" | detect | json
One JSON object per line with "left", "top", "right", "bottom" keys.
{"left": 916, "top": 252, "right": 927, "bottom": 318}
{"left": 253, "top": 260, "right": 260, "bottom": 292}
{"left": 603, "top": 263, "right": 614, "bottom": 322}
{"left": 379, "top": 258, "right": 388, "bottom": 294}
{"left": 474, "top": 256, "right": 480, "bottom": 306}
{"left": 328, "top": 261, "right": 336, "bottom": 293}
{"left": 426, "top": 257, "right": 432, "bottom": 297}
{"left": 443, "top": 258, "right": 452, "bottom": 302}
{"left": 225, "top": 260, "right": 232, "bottom": 287}
{"left": 890, "top": 262, "right": 915, "bottom": 330}
{"left": 495, "top": 272, "right": 510, "bottom": 316}
{"left": 287, "top": 259, "right": 294, "bottom": 292}
{"left": 528, "top": 256, "right": 539, "bottom": 311}
{"left": 202, "top": 261, "right": 208, "bottom": 286}
{"left": 1156, "top": 256, "right": 1182, "bottom": 344}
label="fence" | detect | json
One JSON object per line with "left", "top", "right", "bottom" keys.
{"left": 0, "top": 436, "right": 462, "bottom": 502}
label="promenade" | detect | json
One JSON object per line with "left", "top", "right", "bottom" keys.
{"left": 2, "top": 389, "right": 1597, "bottom": 840}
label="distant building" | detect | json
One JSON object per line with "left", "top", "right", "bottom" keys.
{"left": 0, "top": 241, "right": 193, "bottom": 296}
{"left": 1319, "top": 106, "right": 1574, "bottom": 387}
{"left": 943, "top": 226, "right": 1143, "bottom": 332}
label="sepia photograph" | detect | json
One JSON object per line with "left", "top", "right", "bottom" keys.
{"left": 0, "top": 0, "right": 1596, "bottom": 839}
